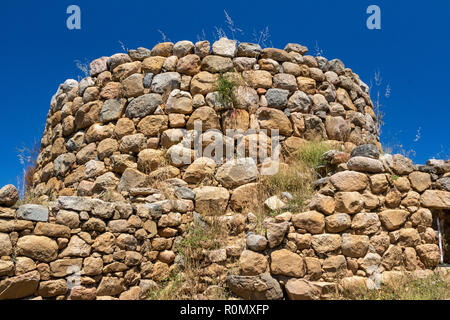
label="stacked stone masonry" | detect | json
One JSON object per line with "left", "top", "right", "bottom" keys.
{"left": 0, "top": 38, "right": 449, "bottom": 300}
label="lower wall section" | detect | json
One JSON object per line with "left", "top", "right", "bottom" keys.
{"left": 0, "top": 152, "right": 449, "bottom": 300}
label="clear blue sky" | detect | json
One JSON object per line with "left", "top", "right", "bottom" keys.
{"left": 1, "top": 0, "right": 449, "bottom": 187}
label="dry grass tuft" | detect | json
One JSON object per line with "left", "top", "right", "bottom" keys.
{"left": 261, "top": 140, "right": 337, "bottom": 214}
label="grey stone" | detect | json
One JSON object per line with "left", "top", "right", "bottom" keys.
{"left": 237, "top": 43, "right": 262, "bottom": 58}
{"left": 150, "top": 72, "right": 181, "bottom": 94}
{"left": 17, "top": 204, "right": 49, "bottom": 222}
{"left": 284, "top": 43, "right": 308, "bottom": 55}
{"left": 125, "top": 94, "right": 162, "bottom": 118}
{"left": 143, "top": 73, "right": 154, "bottom": 88}
{"left": 226, "top": 274, "right": 283, "bottom": 300}
{"left": 53, "top": 153, "right": 76, "bottom": 177}
{"left": 173, "top": 41, "right": 194, "bottom": 57}
{"left": 128, "top": 47, "right": 151, "bottom": 61}
{"left": 437, "top": 177, "right": 450, "bottom": 191}
{"left": 174, "top": 186, "right": 195, "bottom": 200}
{"left": 347, "top": 156, "right": 384, "bottom": 173}
{"left": 78, "top": 77, "right": 95, "bottom": 96}
{"left": 287, "top": 91, "right": 311, "bottom": 112}
{"left": 212, "top": 38, "right": 237, "bottom": 58}
{"left": 350, "top": 144, "right": 380, "bottom": 159}
{"left": 265, "top": 88, "right": 289, "bottom": 109}
{"left": 328, "top": 59, "right": 345, "bottom": 75}
{"left": 107, "top": 53, "right": 132, "bottom": 71}
{"left": 100, "top": 99, "right": 125, "bottom": 123}
{"left": 246, "top": 234, "right": 268, "bottom": 251}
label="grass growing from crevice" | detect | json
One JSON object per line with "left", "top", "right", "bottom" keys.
{"left": 261, "top": 140, "right": 338, "bottom": 214}
{"left": 214, "top": 72, "right": 244, "bottom": 107}
{"left": 147, "top": 217, "right": 230, "bottom": 300}
{"left": 346, "top": 274, "right": 450, "bottom": 300}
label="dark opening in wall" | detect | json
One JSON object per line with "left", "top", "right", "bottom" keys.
{"left": 443, "top": 211, "right": 450, "bottom": 264}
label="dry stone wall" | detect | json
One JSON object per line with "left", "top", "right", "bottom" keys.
{"left": 32, "top": 37, "right": 378, "bottom": 200}
{"left": 229, "top": 150, "right": 450, "bottom": 300}
{"left": 0, "top": 38, "right": 449, "bottom": 300}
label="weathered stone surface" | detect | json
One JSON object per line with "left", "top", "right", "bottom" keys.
{"left": 0, "top": 185, "right": 19, "bottom": 207}
{"left": 292, "top": 211, "right": 325, "bottom": 234}
{"left": 408, "top": 172, "right": 431, "bottom": 192}
{"left": 329, "top": 171, "right": 368, "bottom": 192}
{"left": 270, "top": 249, "right": 305, "bottom": 277}
{"left": 125, "top": 93, "right": 162, "bottom": 119}
{"left": 37, "top": 279, "right": 68, "bottom": 297}
{"left": 186, "top": 106, "right": 220, "bottom": 130}
{"left": 97, "top": 277, "right": 124, "bottom": 296}
{"left": 60, "top": 235, "right": 91, "bottom": 257}
{"left": 193, "top": 186, "right": 229, "bottom": 215}
{"left": 35, "top": 222, "right": 70, "bottom": 238}
{"left": 246, "top": 234, "right": 268, "bottom": 251}
{"left": 341, "top": 234, "right": 369, "bottom": 258}
{"left": 257, "top": 107, "right": 293, "bottom": 136}
{"left": 370, "top": 174, "right": 389, "bottom": 194}
{"left": 351, "top": 212, "right": 381, "bottom": 235}
{"left": 325, "top": 213, "right": 351, "bottom": 233}
{"left": 0, "top": 233, "right": 12, "bottom": 256}
{"left": 226, "top": 274, "right": 283, "bottom": 300}
{"left": 212, "top": 38, "right": 237, "bottom": 57}
{"left": 308, "top": 194, "right": 335, "bottom": 215}
{"left": 151, "top": 72, "right": 181, "bottom": 94}
{"left": 201, "top": 55, "right": 233, "bottom": 73}
{"left": 100, "top": 99, "right": 125, "bottom": 123}
{"left": 0, "top": 271, "right": 40, "bottom": 300}
{"left": 350, "top": 144, "right": 380, "bottom": 159}
{"left": 285, "top": 279, "right": 320, "bottom": 300}
{"left": 239, "top": 250, "right": 268, "bottom": 275}
{"left": 311, "top": 234, "right": 342, "bottom": 254}
{"left": 266, "top": 221, "right": 289, "bottom": 248}
{"left": 347, "top": 156, "right": 384, "bottom": 173}
{"left": 325, "top": 116, "right": 350, "bottom": 142}
{"left": 118, "top": 168, "right": 148, "bottom": 192}
{"left": 416, "top": 244, "right": 440, "bottom": 267}
{"left": 16, "top": 204, "right": 49, "bottom": 222}
{"left": 17, "top": 235, "right": 58, "bottom": 262}
{"left": 379, "top": 210, "right": 409, "bottom": 231}
{"left": 392, "top": 154, "right": 414, "bottom": 175}
{"left": 242, "top": 70, "right": 272, "bottom": 89}
{"left": 215, "top": 158, "right": 258, "bottom": 188}
{"left": 334, "top": 192, "right": 363, "bottom": 214}
{"left": 420, "top": 190, "right": 450, "bottom": 209}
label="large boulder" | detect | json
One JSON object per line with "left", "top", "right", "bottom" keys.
{"left": 420, "top": 190, "right": 450, "bottom": 210}
{"left": 270, "top": 249, "right": 305, "bottom": 277}
{"left": 0, "top": 185, "right": 19, "bottom": 207}
{"left": 215, "top": 158, "right": 258, "bottom": 188}
{"left": 17, "top": 236, "right": 58, "bottom": 262}
{"left": 379, "top": 210, "right": 409, "bottom": 231}
{"left": 239, "top": 250, "right": 268, "bottom": 276}
{"left": 256, "top": 107, "right": 293, "bottom": 136}
{"left": 285, "top": 279, "right": 320, "bottom": 300}
{"left": 329, "top": 171, "right": 368, "bottom": 192}
{"left": 193, "top": 186, "right": 229, "bottom": 215}
{"left": 16, "top": 204, "right": 49, "bottom": 222}
{"left": 292, "top": 211, "right": 325, "bottom": 234}
{"left": 0, "top": 271, "right": 40, "bottom": 300}
{"left": 226, "top": 274, "right": 283, "bottom": 300}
